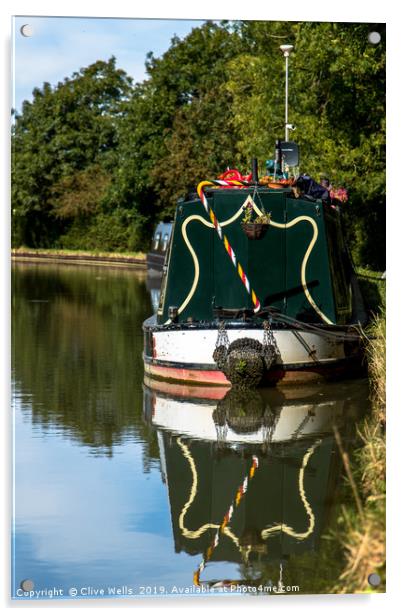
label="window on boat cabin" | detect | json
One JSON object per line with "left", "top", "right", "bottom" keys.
{"left": 162, "top": 233, "right": 169, "bottom": 251}
{"left": 153, "top": 232, "right": 161, "bottom": 250}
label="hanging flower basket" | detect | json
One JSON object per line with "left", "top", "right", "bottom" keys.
{"left": 241, "top": 222, "right": 269, "bottom": 240}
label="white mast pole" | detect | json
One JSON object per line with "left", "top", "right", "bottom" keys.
{"left": 280, "top": 45, "right": 294, "bottom": 142}
{"left": 285, "top": 53, "right": 289, "bottom": 141}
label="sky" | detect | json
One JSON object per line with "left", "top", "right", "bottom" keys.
{"left": 12, "top": 16, "right": 205, "bottom": 112}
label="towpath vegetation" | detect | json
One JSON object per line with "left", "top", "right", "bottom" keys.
{"left": 11, "top": 247, "right": 146, "bottom": 268}
{"left": 331, "top": 269, "right": 385, "bottom": 593}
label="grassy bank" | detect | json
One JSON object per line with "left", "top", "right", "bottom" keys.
{"left": 332, "top": 270, "right": 385, "bottom": 593}
{"left": 12, "top": 247, "right": 146, "bottom": 260}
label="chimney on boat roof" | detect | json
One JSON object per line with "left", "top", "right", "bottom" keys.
{"left": 251, "top": 158, "right": 259, "bottom": 184}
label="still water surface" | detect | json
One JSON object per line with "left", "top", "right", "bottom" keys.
{"left": 12, "top": 262, "right": 371, "bottom": 599}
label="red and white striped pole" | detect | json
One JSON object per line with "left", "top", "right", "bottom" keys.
{"left": 196, "top": 179, "right": 261, "bottom": 313}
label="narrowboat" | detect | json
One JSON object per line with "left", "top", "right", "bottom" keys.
{"left": 143, "top": 44, "right": 367, "bottom": 389}
{"left": 143, "top": 159, "right": 367, "bottom": 387}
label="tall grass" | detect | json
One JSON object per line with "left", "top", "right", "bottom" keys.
{"left": 366, "top": 311, "right": 386, "bottom": 422}
{"left": 333, "top": 278, "right": 386, "bottom": 593}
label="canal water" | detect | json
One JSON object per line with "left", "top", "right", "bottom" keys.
{"left": 11, "top": 262, "right": 371, "bottom": 600}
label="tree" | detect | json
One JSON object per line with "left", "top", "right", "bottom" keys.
{"left": 12, "top": 57, "right": 133, "bottom": 247}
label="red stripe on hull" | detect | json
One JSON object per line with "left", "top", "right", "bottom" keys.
{"left": 144, "top": 358, "right": 365, "bottom": 387}
{"left": 145, "top": 362, "right": 230, "bottom": 386}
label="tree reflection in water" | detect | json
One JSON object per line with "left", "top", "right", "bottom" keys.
{"left": 12, "top": 263, "right": 158, "bottom": 464}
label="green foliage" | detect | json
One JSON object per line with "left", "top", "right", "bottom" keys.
{"left": 150, "top": 86, "right": 240, "bottom": 218}
{"left": 50, "top": 164, "right": 111, "bottom": 220}
{"left": 56, "top": 209, "right": 148, "bottom": 253}
{"left": 12, "top": 57, "right": 133, "bottom": 247}
{"left": 12, "top": 22, "right": 385, "bottom": 267}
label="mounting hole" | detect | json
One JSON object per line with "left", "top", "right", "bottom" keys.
{"left": 20, "top": 24, "right": 33, "bottom": 37}
{"left": 20, "top": 579, "right": 34, "bottom": 592}
{"left": 368, "top": 31, "right": 381, "bottom": 45}
{"left": 368, "top": 572, "right": 381, "bottom": 587}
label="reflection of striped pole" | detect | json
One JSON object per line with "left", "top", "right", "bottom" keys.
{"left": 197, "top": 180, "right": 261, "bottom": 313}
{"left": 193, "top": 455, "right": 259, "bottom": 586}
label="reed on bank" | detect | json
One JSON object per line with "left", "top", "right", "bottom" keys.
{"left": 333, "top": 273, "right": 385, "bottom": 594}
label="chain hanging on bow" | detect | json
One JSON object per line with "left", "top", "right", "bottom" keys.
{"left": 262, "top": 319, "right": 278, "bottom": 370}
{"left": 213, "top": 321, "right": 230, "bottom": 370}
{"left": 216, "top": 321, "right": 230, "bottom": 348}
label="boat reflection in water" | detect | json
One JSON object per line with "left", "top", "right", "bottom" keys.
{"left": 143, "top": 378, "right": 368, "bottom": 592}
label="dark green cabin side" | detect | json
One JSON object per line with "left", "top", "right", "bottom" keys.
{"left": 157, "top": 188, "right": 352, "bottom": 326}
